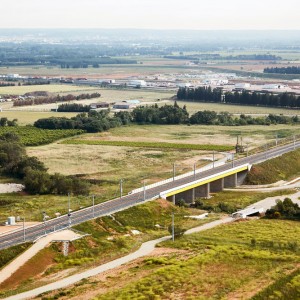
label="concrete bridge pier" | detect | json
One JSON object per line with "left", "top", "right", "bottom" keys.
{"left": 210, "top": 178, "right": 224, "bottom": 193}
{"left": 237, "top": 170, "right": 248, "bottom": 186}
{"left": 224, "top": 173, "right": 237, "bottom": 188}
{"left": 195, "top": 184, "right": 210, "bottom": 198}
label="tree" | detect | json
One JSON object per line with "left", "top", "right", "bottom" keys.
{"left": 24, "top": 169, "right": 52, "bottom": 194}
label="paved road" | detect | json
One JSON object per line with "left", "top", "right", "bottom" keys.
{"left": 0, "top": 140, "right": 299, "bottom": 250}
{"left": 6, "top": 187, "right": 300, "bottom": 300}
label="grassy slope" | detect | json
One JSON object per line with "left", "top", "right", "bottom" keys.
{"left": 195, "top": 190, "right": 294, "bottom": 213}
{"left": 93, "top": 219, "right": 300, "bottom": 300}
{"left": 0, "top": 199, "right": 216, "bottom": 297}
{"left": 0, "top": 243, "right": 31, "bottom": 270}
{"left": 245, "top": 148, "right": 300, "bottom": 185}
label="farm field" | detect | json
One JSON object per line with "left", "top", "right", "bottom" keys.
{"left": 2, "top": 84, "right": 300, "bottom": 116}
{"left": 0, "top": 84, "right": 101, "bottom": 95}
{"left": 32, "top": 218, "right": 300, "bottom": 300}
{"left": 0, "top": 126, "right": 84, "bottom": 146}
{"left": 0, "top": 111, "right": 78, "bottom": 125}
{"left": 26, "top": 142, "right": 213, "bottom": 195}
{"left": 26, "top": 123, "right": 300, "bottom": 195}
{"left": 63, "top": 123, "right": 300, "bottom": 148}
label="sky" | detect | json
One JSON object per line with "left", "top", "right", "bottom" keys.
{"left": 1, "top": 0, "right": 299, "bottom": 30}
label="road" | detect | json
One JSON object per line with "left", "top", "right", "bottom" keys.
{"left": 0, "top": 140, "right": 299, "bottom": 250}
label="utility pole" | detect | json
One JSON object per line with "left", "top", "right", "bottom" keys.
{"left": 92, "top": 195, "right": 95, "bottom": 218}
{"left": 171, "top": 212, "right": 175, "bottom": 242}
{"left": 120, "top": 179, "right": 123, "bottom": 199}
{"left": 68, "top": 193, "right": 70, "bottom": 213}
{"left": 275, "top": 133, "right": 278, "bottom": 147}
{"left": 68, "top": 213, "right": 71, "bottom": 228}
{"left": 265, "top": 144, "right": 267, "bottom": 159}
{"left": 246, "top": 144, "right": 249, "bottom": 157}
{"left": 42, "top": 212, "right": 46, "bottom": 235}
{"left": 294, "top": 135, "right": 296, "bottom": 150}
{"left": 173, "top": 163, "right": 176, "bottom": 181}
{"left": 23, "top": 216, "right": 26, "bottom": 242}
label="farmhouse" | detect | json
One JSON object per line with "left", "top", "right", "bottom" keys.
{"left": 90, "top": 102, "right": 110, "bottom": 109}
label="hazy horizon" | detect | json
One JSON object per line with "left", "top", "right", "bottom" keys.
{"left": 2, "top": 0, "right": 299, "bottom": 30}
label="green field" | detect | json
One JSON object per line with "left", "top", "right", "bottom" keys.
{"left": 0, "top": 84, "right": 101, "bottom": 95}
{"left": 39, "top": 218, "right": 300, "bottom": 300}
{"left": 92, "top": 219, "right": 300, "bottom": 300}
{"left": 62, "top": 139, "right": 233, "bottom": 152}
{"left": 0, "top": 126, "right": 84, "bottom": 146}
{"left": 0, "top": 111, "right": 78, "bottom": 125}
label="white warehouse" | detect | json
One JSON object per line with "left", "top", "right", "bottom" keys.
{"left": 128, "top": 80, "right": 147, "bottom": 87}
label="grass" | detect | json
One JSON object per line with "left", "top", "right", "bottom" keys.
{"left": 195, "top": 190, "right": 294, "bottom": 213}
{"left": 246, "top": 147, "right": 300, "bottom": 184}
{"left": 26, "top": 141, "right": 215, "bottom": 197}
{"left": 91, "top": 219, "right": 300, "bottom": 300}
{"left": 251, "top": 268, "right": 300, "bottom": 300}
{"left": 0, "top": 243, "right": 31, "bottom": 270}
{"left": 0, "top": 199, "right": 217, "bottom": 298}
{"left": 0, "top": 112, "right": 78, "bottom": 126}
{"left": 0, "top": 84, "right": 100, "bottom": 95}
{"left": 61, "top": 139, "right": 233, "bottom": 152}
{"left": 0, "top": 193, "right": 99, "bottom": 222}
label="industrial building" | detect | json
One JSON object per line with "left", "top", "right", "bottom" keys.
{"left": 113, "top": 102, "right": 136, "bottom": 109}
{"left": 90, "top": 102, "right": 110, "bottom": 109}
{"left": 127, "top": 80, "right": 147, "bottom": 87}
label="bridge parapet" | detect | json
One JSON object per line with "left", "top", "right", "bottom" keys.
{"left": 160, "top": 163, "right": 251, "bottom": 203}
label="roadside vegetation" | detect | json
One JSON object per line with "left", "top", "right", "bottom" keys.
{"left": 245, "top": 147, "right": 300, "bottom": 184}
{"left": 266, "top": 197, "right": 300, "bottom": 220}
{"left": 49, "top": 218, "right": 299, "bottom": 300}
{"left": 0, "top": 243, "right": 31, "bottom": 270}
{"left": 193, "top": 190, "right": 294, "bottom": 214}
{"left": 0, "top": 199, "right": 216, "bottom": 297}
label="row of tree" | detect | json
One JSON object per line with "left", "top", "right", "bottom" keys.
{"left": 177, "top": 86, "right": 300, "bottom": 108}
{"left": 13, "top": 92, "right": 101, "bottom": 107}
{"left": 0, "top": 133, "right": 89, "bottom": 195}
{"left": 34, "top": 104, "right": 300, "bottom": 132}
{"left": 57, "top": 103, "right": 91, "bottom": 112}
{"left": 264, "top": 66, "right": 300, "bottom": 75}
{"left": 34, "top": 110, "right": 125, "bottom": 133}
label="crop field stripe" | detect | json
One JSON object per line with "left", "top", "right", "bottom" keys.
{"left": 0, "top": 126, "right": 85, "bottom": 146}
{"left": 61, "top": 139, "right": 233, "bottom": 151}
